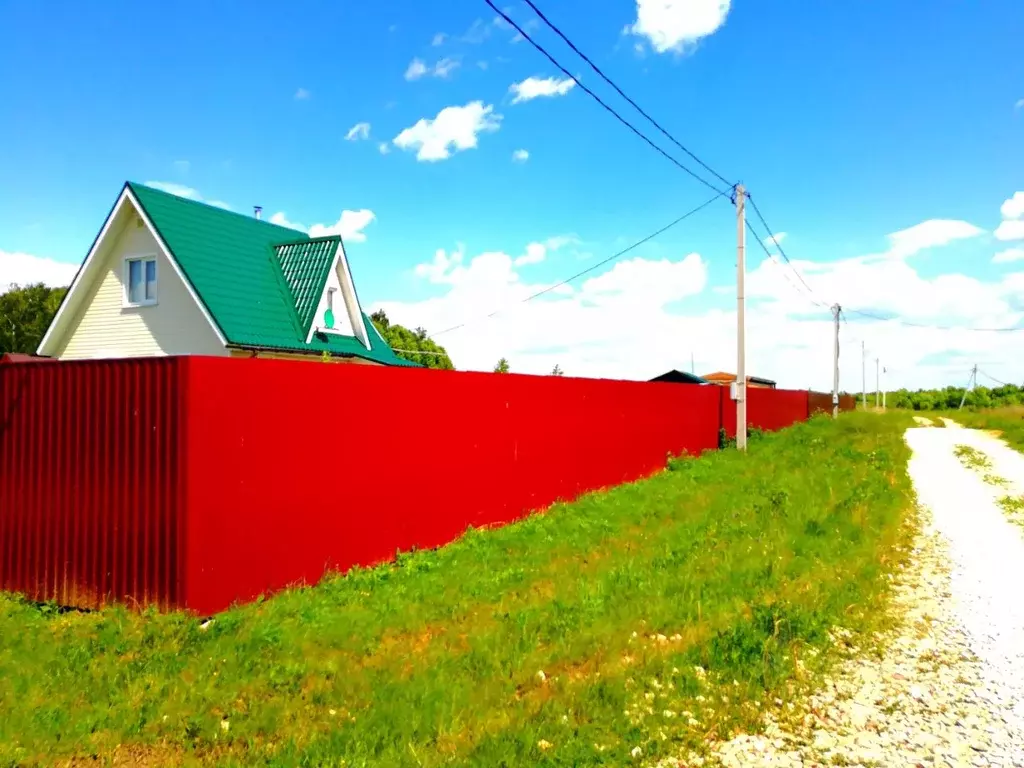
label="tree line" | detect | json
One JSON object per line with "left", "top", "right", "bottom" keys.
{"left": 2, "top": 283, "right": 568, "bottom": 375}
{"left": 884, "top": 382, "right": 1024, "bottom": 411}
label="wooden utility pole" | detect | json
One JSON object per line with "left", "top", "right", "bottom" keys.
{"left": 875, "top": 357, "right": 880, "bottom": 408}
{"left": 736, "top": 184, "right": 747, "bottom": 451}
{"left": 832, "top": 304, "right": 841, "bottom": 418}
{"left": 861, "top": 340, "right": 867, "bottom": 410}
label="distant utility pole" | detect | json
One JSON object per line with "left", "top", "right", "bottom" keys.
{"left": 735, "top": 184, "right": 747, "bottom": 451}
{"left": 861, "top": 340, "right": 867, "bottom": 410}
{"left": 875, "top": 357, "right": 880, "bottom": 408}
{"left": 690, "top": 351, "right": 695, "bottom": 375}
{"left": 832, "top": 304, "right": 841, "bottom": 418}
{"left": 882, "top": 366, "right": 887, "bottom": 410}
{"left": 959, "top": 364, "right": 978, "bottom": 410}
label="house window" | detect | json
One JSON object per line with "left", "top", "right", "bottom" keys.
{"left": 125, "top": 257, "right": 157, "bottom": 306}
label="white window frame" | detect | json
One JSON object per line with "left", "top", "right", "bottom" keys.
{"left": 123, "top": 254, "right": 159, "bottom": 308}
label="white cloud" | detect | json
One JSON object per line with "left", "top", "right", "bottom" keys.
{"left": 629, "top": 0, "right": 731, "bottom": 54}
{"left": 993, "top": 248, "right": 1024, "bottom": 264}
{"left": 512, "top": 148, "right": 529, "bottom": 163}
{"left": 461, "top": 18, "right": 497, "bottom": 44}
{"left": 378, "top": 142, "right": 391, "bottom": 155}
{"left": 405, "top": 57, "right": 460, "bottom": 80}
{"left": 405, "top": 58, "right": 428, "bottom": 81}
{"left": 269, "top": 212, "right": 303, "bottom": 230}
{"left": 345, "top": 122, "right": 371, "bottom": 141}
{"left": 144, "top": 181, "right": 200, "bottom": 199}
{"left": 510, "top": 76, "right": 576, "bottom": 103}
{"left": 370, "top": 203, "right": 1024, "bottom": 390}
{"left": 295, "top": 87, "right": 311, "bottom": 100}
{"left": 143, "top": 181, "right": 233, "bottom": 210}
{"left": 268, "top": 210, "right": 377, "bottom": 242}
{"left": 884, "top": 219, "right": 983, "bottom": 258}
{"left": 762, "top": 232, "right": 786, "bottom": 248}
{"left": 1000, "top": 192, "right": 1024, "bottom": 220}
{"left": 514, "top": 243, "right": 546, "bottom": 266}
{"left": 432, "top": 32, "right": 447, "bottom": 46}
{"left": 996, "top": 220, "right": 1024, "bottom": 242}
{"left": 310, "top": 210, "right": 376, "bottom": 242}
{"left": 0, "top": 249, "right": 78, "bottom": 290}
{"left": 392, "top": 101, "right": 501, "bottom": 161}
{"left": 510, "top": 18, "right": 540, "bottom": 44}
{"left": 433, "top": 57, "right": 460, "bottom": 78}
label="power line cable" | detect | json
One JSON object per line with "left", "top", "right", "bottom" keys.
{"left": 745, "top": 194, "right": 830, "bottom": 306}
{"left": 431, "top": 192, "right": 722, "bottom": 338}
{"left": 842, "top": 307, "right": 1024, "bottom": 332}
{"left": 483, "top": 0, "right": 731, "bottom": 199}
{"left": 519, "top": 0, "right": 734, "bottom": 191}
{"left": 978, "top": 369, "right": 1013, "bottom": 386}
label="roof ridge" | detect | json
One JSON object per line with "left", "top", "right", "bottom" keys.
{"left": 274, "top": 234, "right": 341, "bottom": 247}
{"left": 127, "top": 181, "right": 308, "bottom": 237}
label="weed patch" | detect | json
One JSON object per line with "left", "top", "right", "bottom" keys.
{"left": 0, "top": 413, "right": 914, "bottom": 766}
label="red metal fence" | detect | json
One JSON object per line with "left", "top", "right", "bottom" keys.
{"left": 1, "top": 357, "right": 851, "bottom": 615}
{"left": 0, "top": 359, "right": 186, "bottom": 610}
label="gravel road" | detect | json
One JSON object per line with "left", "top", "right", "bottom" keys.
{"left": 670, "top": 422, "right": 1024, "bottom": 767}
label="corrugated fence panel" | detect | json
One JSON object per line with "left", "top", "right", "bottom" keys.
{"left": 808, "top": 391, "right": 833, "bottom": 416}
{"left": 181, "top": 358, "right": 723, "bottom": 615}
{"left": 0, "top": 358, "right": 186, "bottom": 610}
{"left": 719, "top": 386, "right": 812, "bottom": 438}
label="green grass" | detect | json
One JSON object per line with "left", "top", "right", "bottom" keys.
{"left": 0, "top": 412, "right": 916, "bottom": 767}
{"left": 952, "top": 444, "right": 992, "bottom": 471}
{"left": 941, "top": 407, "right": 1024, "bottom": 453}
{"left": 996, "top": 495, "right": 1024, "bottom": 530}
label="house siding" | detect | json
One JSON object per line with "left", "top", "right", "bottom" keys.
{"left": 55, "top": 212, "right": 226, "bottom": 360}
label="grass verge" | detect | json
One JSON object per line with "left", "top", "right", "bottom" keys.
{"left": 0, "top": 412, "right": 916, "bottom": 767}
{"left": 940, "top": 407, "right": 1024, "bottom": 452}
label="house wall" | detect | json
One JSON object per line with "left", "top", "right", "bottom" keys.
{"left": 306, "top": 259, "right": 357, "bottom": 339}
{"left": 55, "top": 212, "right": 226, "bottom": 360}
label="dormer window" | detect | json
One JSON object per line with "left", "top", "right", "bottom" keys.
{"left": 125, "top": 256, "right": 157, "bottom": 307}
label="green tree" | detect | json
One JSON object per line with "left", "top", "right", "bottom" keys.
{"left": 368, "top": 310, "right": 454, "bottom": 370}
{"left": 0, "top": 283, "right": 67, "bottom": 355}
{"left": 494, "top": 358, "right": 510, "bottom": 374}
{"left": 551, "top": 364, "right": 564, "bottom": 376}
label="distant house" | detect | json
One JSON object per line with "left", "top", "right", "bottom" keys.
{"left": 37, "top": 182, "right": 416, "bottom": 366}
{"left": 649, "top": 369, "right": 708, "bottom": 385}
{"left": 701, "top": 371, "right": 777, "bottom": 389}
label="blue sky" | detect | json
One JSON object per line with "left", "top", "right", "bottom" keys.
{"left": 1, "top": 0, "right": 1023, "bottom": 388}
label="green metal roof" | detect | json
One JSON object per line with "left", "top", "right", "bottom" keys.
{"left": 127, "top": 182, "right": 417, "bottom": 367}
{"left": 273, "top": 237, "right": 339, "bottom": 336}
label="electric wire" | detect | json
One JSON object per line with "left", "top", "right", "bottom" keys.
{"left": 842, "top": 307, "right": 1024, "bottom": 332}
{"left": 978, "top": 369, "right": 1013, "bottom": 387}
{"left": 483, "top": 0, "right": 732, "bottom": 199}
{"left": 430, "top": 192, "right": 722, "bottom": 338}
{"left": 745, "top": 193, "right": 830, "bottom": 306}
{"left": 519, "top": 0, "right": 734, "bottom": 191}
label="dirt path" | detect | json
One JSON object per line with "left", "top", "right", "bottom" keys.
{"left": 676, "top": 424, "right": 1024, "bottom": 767}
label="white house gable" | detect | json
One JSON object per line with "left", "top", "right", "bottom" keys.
{"left": 48, "top": 199, "right": 226, "bottom": 360}
{"left": 305, "top": 244, "right": 371, "bottom": 349}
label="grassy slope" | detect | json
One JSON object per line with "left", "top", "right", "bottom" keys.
{"left": 0, "top": 413, "right": 915, "bottom": 767}
{"left": 944, "top": 406, "right": 1024, "bottom": 452}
